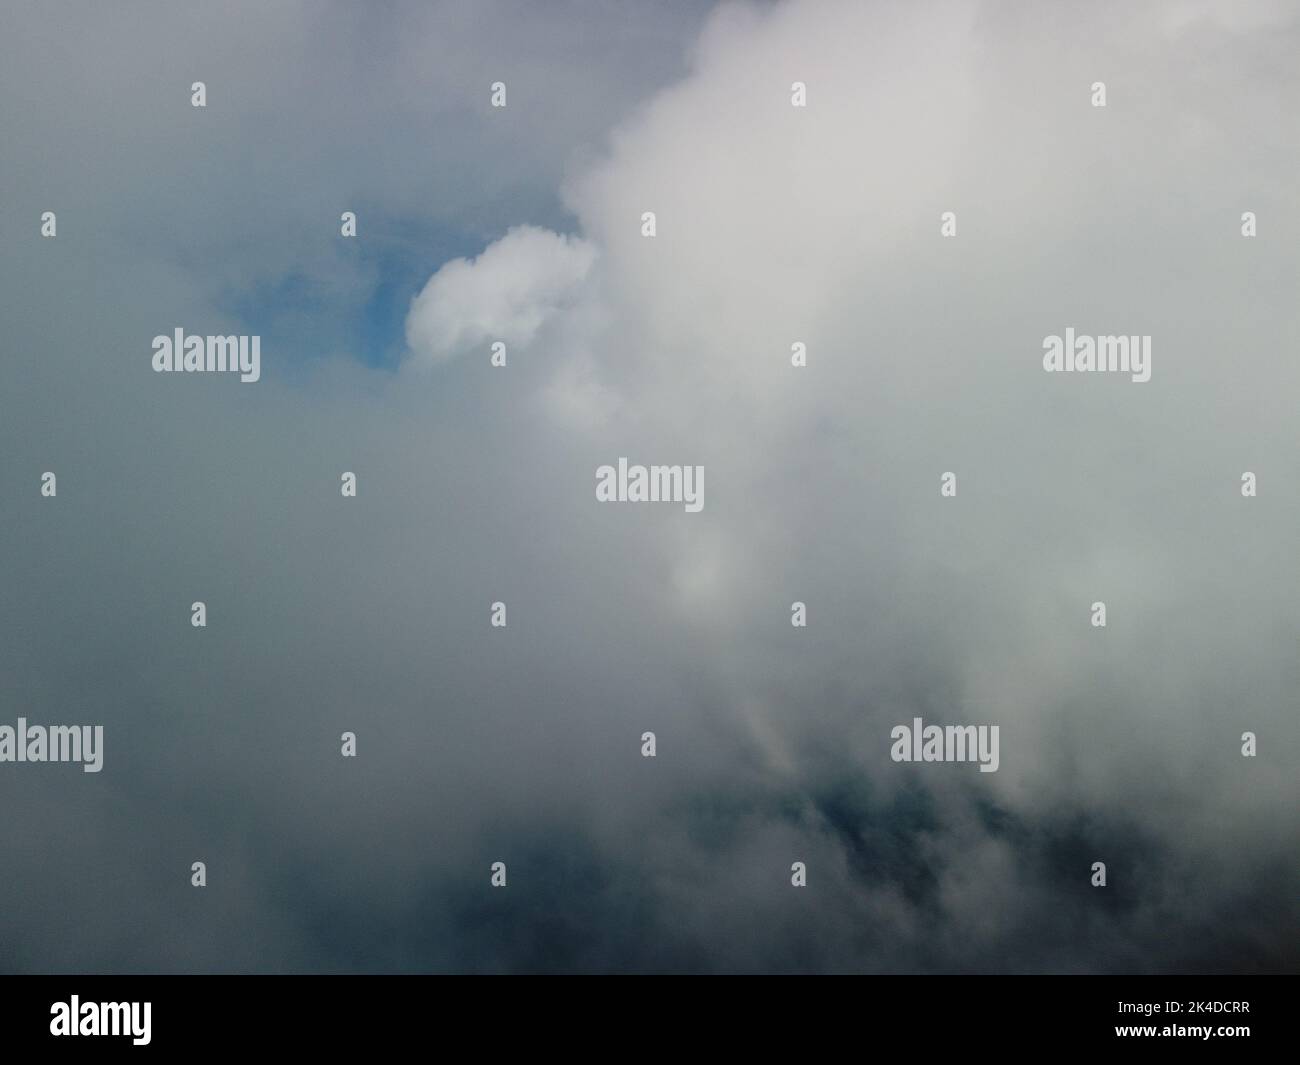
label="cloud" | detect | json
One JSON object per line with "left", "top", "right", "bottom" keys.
{"left": 0, "top": 0, "right": 1296, "bottom": 974}
{"left": 405, "top": 225, "right": 597, "bottom": 365}
{"left": 522, "top": 0, "right": 1300, "bottom": 839}
{"left": 392, "top": 0, "right": 1300, "bottom": 967}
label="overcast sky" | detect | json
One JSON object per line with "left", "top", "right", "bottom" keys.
{"left": 0, "top": 0, "right": 1296, "bottom": 973}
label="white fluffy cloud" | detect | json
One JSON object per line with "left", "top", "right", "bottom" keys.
{"left": 405, "top": 225, "right": 597, "bottom": 365}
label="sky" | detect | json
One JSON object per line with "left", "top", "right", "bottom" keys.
{"left": 0, "top": 0, "right": 1296, "bottom": 973}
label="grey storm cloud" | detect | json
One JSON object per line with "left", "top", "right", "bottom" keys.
{"left": 0, "top": 0, "right": 1295, "bottom": 973}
